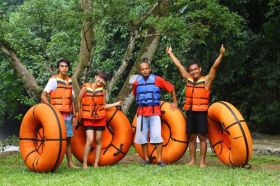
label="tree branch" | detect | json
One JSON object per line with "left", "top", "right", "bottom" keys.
{"left": 72, "top": 0, "right": 94, "bottom": 95}
{"left": 117, "top": 26, "right": 161, "bottom": 113}
{"left": 116, "top": 0, "right": 170, "bottom": 113}
{"left": 0, "top": 40, "right": 42, "bottom": 99}
{"left": 129, "top": 1, "right": 159, "bottom": 30}
{"left": 107, "top": 1, "right": 165, "bottom": 101}
{"left": 106, "top": 30, "right": 138, "bottom": 100}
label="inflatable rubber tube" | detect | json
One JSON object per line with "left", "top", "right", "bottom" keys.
{"left": 207, "top": 101, "right": 253, "bottom": 166}
{"left": 132, "top": 101, "right": 188, "bottom": 164}
{"left": 71, "top": 107, "right": 132, "bottom": 166}
{"left": 19, "top": 103, "right": 67, "bottom": 172}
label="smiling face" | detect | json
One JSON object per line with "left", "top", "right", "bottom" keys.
{"left": 58, "top": 62, "right": 69, "bottom": 76}
{"left": 95, "top": 75, "right": 106, "bottom": 87}
{"left": 139, "top": 62, "right": 151, "bottom": 77}
{"left": 188, "top": 64, "right": 201, "bottom": 80}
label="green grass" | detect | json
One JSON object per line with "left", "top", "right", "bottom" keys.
{"left": 0, "top": 152, "right": 280, "bottom": 186}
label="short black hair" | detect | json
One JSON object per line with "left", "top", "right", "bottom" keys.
{"left": 96, "top": 71, "right": 107, "bottom": 82}
{"left": 57, "top": 59, "right": 71, "bottom": 68}
{"left": 187, "top": 60, "right": 200, "bottom": 71}
{"left": 141, "top": 57, "right": 151, "bottom": 64}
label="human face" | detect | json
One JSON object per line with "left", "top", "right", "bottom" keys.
{"left": 58, "top": 62, "right": 69, "bottom": 76}
{"left": 95, "top": 75, "right": 106, "bottom": 87}
{"left": 139, "top": 63, "right": 151, "bottom": 77}
{"left": 188, "top": 64, "right": 201, "bottom": 79}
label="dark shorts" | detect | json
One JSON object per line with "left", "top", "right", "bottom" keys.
{"left": 84, "top": 126, "right": 105, "bottom": 131}
{"left": 185, "top": 111, "right": 208, "bottom": 135}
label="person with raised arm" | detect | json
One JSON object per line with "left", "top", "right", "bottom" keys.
{"left": 166, "top": 45, "right": 226, "bottom": 168}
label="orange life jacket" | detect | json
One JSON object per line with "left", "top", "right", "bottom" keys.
{"left": 50, "top": 76, "right": 72, "bottom": 113}
{"left": 81, "top": 83, "right": 105, "bottom": 120}
{"left": 184, "top": 76, "right": 210, "bottom": 111}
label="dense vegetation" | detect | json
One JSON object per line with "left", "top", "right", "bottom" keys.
{"left": 0, "top": 0, "right": 279, "bottom": 134}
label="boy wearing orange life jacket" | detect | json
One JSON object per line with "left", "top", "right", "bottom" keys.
{"left": 77, "top": 72, "right": 122, "bottom": 169}
{"left": 41, "top": 59, "right": 78, "bottom": 168}
{"left": 166, "top": 45, "right": 226, "bottom": 168}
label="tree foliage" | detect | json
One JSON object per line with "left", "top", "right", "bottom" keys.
{"left": 0, "top": 0, "right": 279, "bottom": 134}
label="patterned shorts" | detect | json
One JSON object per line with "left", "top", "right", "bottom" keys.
{"left": 62, "top": 112, "right": 73, "bottom": 137}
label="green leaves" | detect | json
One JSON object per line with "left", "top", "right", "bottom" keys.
{"left": 0, "top": 0, "right": 279, "bottom": 133}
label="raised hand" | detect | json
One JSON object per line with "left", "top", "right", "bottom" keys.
{"left": 220, "top": 44, "right": 225, "bottom": 54}
{"left": 101, "top": 79, "right": 106, "bottom": 86}
{"left": 165, "top": 46, "right": 172, "bottom": 54}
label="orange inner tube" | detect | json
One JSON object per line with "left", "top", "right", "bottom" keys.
{"left": 132, "top": 101, "right": 188, "bottom": 164}
{"left": 207, "top": 101, "right": 253, "bottom": 166}
{"left": 71, "top": 107, "right": 132, "bottom": 166}
{"left": 19, "top": 103, "right": 67, "bottom": 172}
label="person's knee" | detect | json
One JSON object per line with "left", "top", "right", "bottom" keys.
{"left": 86, "top": 138, "right": 94, "bottom": 145}
{"left": 95, "top": 137, "right": 102, "bottom": 145}
{"left": 189, "top": 135, "right": 197, "bottom": 143}
{"left": 198, "top": 134, "right": 206, "bottom": 142}
{"left": 67, "top": 137, "right": 71, "bottom": 143}
{"left": 151, "top": 142, "right": 162, "bottom": 146}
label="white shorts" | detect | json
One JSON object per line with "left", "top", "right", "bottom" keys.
{"left": 134, "top": 115, "right": 163, "bottom": 144}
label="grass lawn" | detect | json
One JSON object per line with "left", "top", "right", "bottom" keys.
{"left": 0, "top": 150, "right": 280, "bottom": 186}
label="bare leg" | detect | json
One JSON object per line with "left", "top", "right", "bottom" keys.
{"left": 142, "top": 143, "right": 149, "bottom": 161}
{"left": 187, "top": 134, "right": 197, "bottom": 165}
{"left": 66, "top": 137, "right": 78, "bottom": 168}
{"left": 93, "top": 130, "right": 103, "bottom": 168}
{"left": 198, "top": 134, "right": 207, "bottom": 168}
{"left": 83, "top": 130, "right": 94, "bottom": 169}
{"left": 156, "top": 143, "right": 163, "bottom": 162}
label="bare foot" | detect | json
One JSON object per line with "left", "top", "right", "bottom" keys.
{"left": 200, "top": 163, "right": 207, "bottom": 168}
{"left": 82, "top": 165, "right": 88, "bottom": 169}
{"left": 68, "top": 163, "right": 79, "bottom": 169}
{"left": 186, "top": 161, "right": 195, "bottom": 166}
{"left": 93, "top": 164, "right": 99, "bottom": 168}
{"left": 130, "top": 154, "right": 134, "bottom": 161}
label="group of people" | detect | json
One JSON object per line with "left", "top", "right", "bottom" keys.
{"left": 40, "top": 45, "right": 225, "bottom": 169}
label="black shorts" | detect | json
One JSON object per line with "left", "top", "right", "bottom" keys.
{"left": 84, "top": 126, "right": 105, "bottom": 131}
{"left": 185, "top": 111, "right": 208, "bottom": 135}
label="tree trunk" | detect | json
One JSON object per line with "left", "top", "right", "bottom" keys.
{"left": 72, "top": 0, "right": 94, "bottom": 95}
{"left": 106, "top": 30, "right": 138, "bottom": 100}
{"left": 0, "top": 41, "right": 42, "bottom": 99}
{"left": 117, "top": 27, "right": 161, "bottom": 113}
{"left": 116, "top": 0, "right": 169, "bottom": 113}
{"left": 106, "top": 1, "right": 161, "bottom": 101}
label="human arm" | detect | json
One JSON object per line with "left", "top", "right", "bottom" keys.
{"left": 41, "top": 91, "right": 50, "bottom": 104}
{"left": 131, "top": 80, "right": 137, "bottom": 96}
{"left": 166, "top": 46, "right": 189, "bottom": 79}
{"left": 72, "top": 94, "right": 77, "bottom": 126}
{"left": 156, "top": 76, "right": 177, "bottom": 109}
{"left": 103, "top": 91, "right": 123, "bottom": 109}
{"left": 206, "top": 44, "right": 226, "bottom": 89}
{"left": 104, "top": 101, "right": 123, "bottom": 109}
{"left": 170, "top": 88, "right": 178, "bottom": 110}
{"left": 77, "top": 86, "right": 87, "bottom": 123}
{"left": 41, "top": 78, "right": 57, "bottom": 104}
